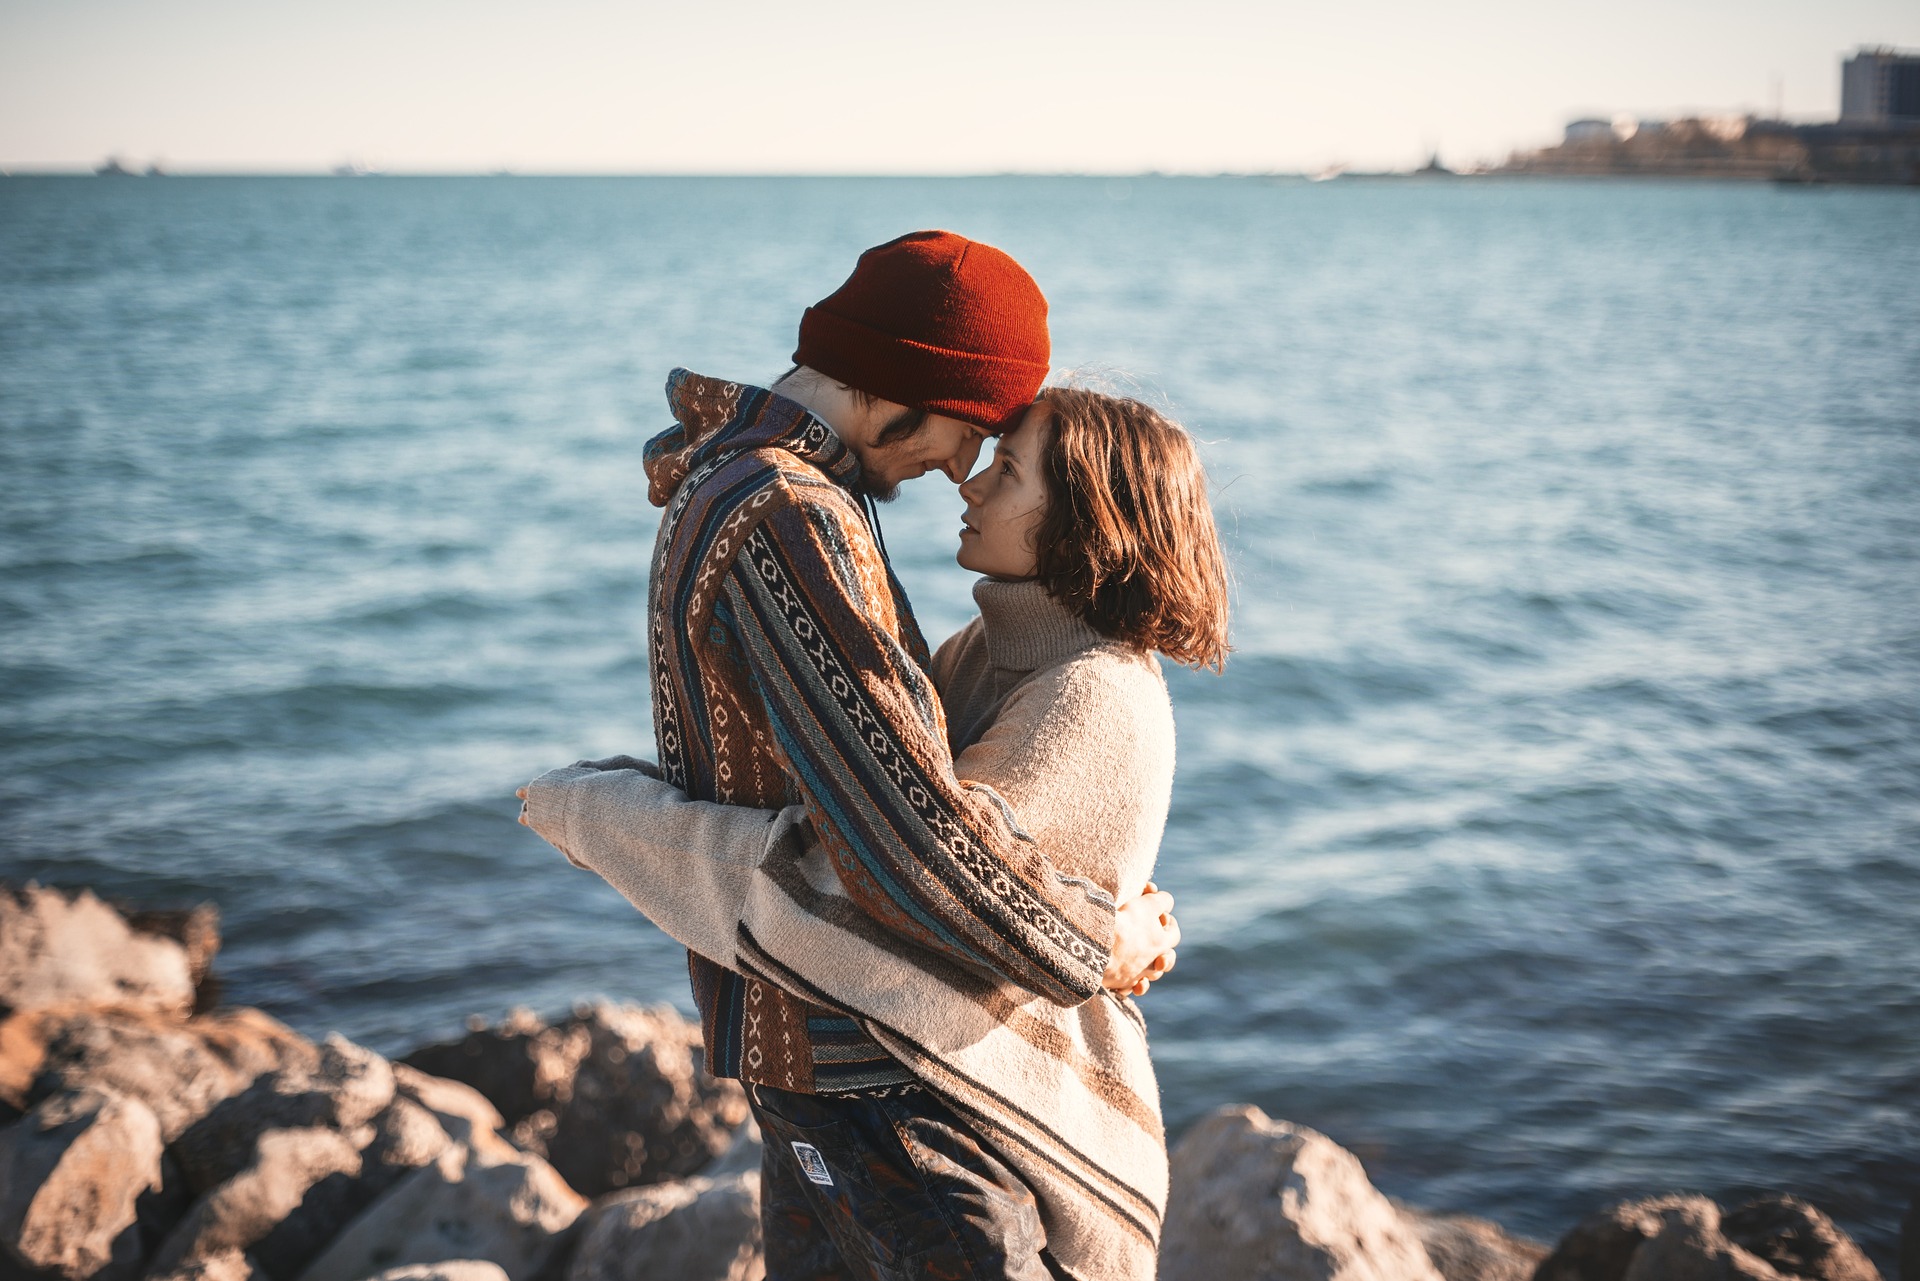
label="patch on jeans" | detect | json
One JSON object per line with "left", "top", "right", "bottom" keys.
{"left": 790, "top": 1141, "right": 834, "bottom": 1186}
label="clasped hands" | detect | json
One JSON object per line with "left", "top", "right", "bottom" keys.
{"left": 1103, "top": 881, "right": 1179, "bottom": 998}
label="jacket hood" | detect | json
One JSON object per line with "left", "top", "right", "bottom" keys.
{"left": 643, "top": 369, "right": 862, "bottom": 508}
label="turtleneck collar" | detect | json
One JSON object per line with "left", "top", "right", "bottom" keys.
{"left": 972, "top": 578, "right": 1107, "bottom": 676}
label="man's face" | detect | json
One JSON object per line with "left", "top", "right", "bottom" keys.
{"left": 850, "top": 406, "right": 992, "bottom": 501}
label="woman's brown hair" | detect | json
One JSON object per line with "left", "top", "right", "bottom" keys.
{"left": 1030, "top": 388, "right": 1231, "bottom": 671}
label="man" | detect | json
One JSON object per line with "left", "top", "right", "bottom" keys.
{"left": 528, "top": 231, "right": 1176, "bottom": 1277}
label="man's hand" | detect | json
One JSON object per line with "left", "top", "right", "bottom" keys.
{"left": 1103, "top": 881, "right": 1179, "bottom": 998}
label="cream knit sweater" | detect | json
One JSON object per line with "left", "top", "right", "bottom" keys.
{"left": 523, "top": 578, "right": 1176, "bottom": 1281}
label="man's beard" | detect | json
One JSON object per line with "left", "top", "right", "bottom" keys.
{"left": 851, "top": 472, "right": 902, "bottom": 503}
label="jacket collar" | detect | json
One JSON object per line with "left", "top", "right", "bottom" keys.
{"left": 643, "top": 368, "right": 862, "bottom": 507}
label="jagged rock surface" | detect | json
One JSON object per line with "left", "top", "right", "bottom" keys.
{"left": 26, "top": 1006, "right": 255, "bottom": 1143}
{"left": 293, "top": 1142, "right": 585, "bottom": 1281}
{"left": 392, "top": 1063, "right": 519, "bottom": 1163}
{"left": 565, "top": 1171, "right": 764, "bottom": 1281}
{"left": 121, "top": 902, "right": 223, "bottom": 1011}
{"left": 1160, "top": 1103, "right": 1443, "bottom": 1281}
{"left": 1535, "top": 1194, "right": 1882, "bottom": 1281}
{"left": 171, "top": 1034, "right": 396, "bottom": 1195}
{"left": 247, "top": 1099, "right": 455, "bottom": 1279}
{"left": 1721, "top": 1196, "right": 1882, "bottom": 1281}
{"left": 0, "top": 885, "right": 196, "bottom": 1020}
{"left": 146, "top": 1126, "right": 364, "bottom": 1276}
{"left": 0, "top": 1088, "right": 164, "bottom": 1280}
{"left": 1393, "top": 1202, "right": 1547, "bottom": 1281}
{"left": 146, "top": 1250, "right": 267, "bottom": 1281}
{"left": 362, "top": 1265, "right": 513, "bottom": 1281}
{"left": 401, "top": 1002, "right": 746, "bottom": 1197}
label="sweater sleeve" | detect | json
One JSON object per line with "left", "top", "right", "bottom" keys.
{"left": 721, "top": 503, "right": 1116, "bottom": 1006}
{"left": 521, "top": 763, "right": 810, "bottom": 970}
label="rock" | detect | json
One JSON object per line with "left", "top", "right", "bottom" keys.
{"left": 1534, "top": 1196, "right": 1696, "bottom": 1281}
{"left": 0, "top": 1088, "right": 164, "bottom": 1280}
{"left": 0, "top": 1006, "right": 59, "bottom": 1116}
{"left": 3, "top": 1005, "right": 309, "bottom": 1145}
{"left": 565, "top": 1171, "right": 763, "bottom": 1281}
{"left": 247, "top": 1100, "right": 454, "bottom": 1280}
{"left": 363, "top": 1265, "right": 512, "bottom": 1281}
{"left": 535, "top": 1002, "right": 747, "bottom": 1195}
{"left": 362, "top": 1096, "right": 456, "bottom": 1175}
{"left": 401, "top": 1003, "right": 745, "bottom": 1198}
{"left": 392, "top": 1065, "right": 518, "bottom": 1163}
{"left": 26, "top": 1005, "right": 248, "bottom": 1142}
{"left": 1393, "top": 1203, "right": 1546, "bottom": 1281}
{"left": 146, "top": 1127, "right": 364, "bottom": 1276}
{"left": 0, "top": 884, "right": 196, "bottom": 1019}
{"left": 1160, "top": 1104, "right": 1442, "bottom": 1281}
{"left": 1536, "top": 1195, "right": 1881, "bottom": 1281}
{"left": 294, "top": 1142, "right": 585, "bottom": 1281}
{"left": 122, "top": 902, "right": 223, "bottom": 1011}
{"left": 1618, "top": 1198, "right": 1781, "bottom": 1280}
{"left": 191, "top": 1008, "right": 319, "bottom": 1086}
{"left": 1721, "top": 1196, "right": 1881, "bottom": 1281}
{"left": 703, "top": 1118, "right": 762, "bottom": 1179}
{"left": 400, "top": 1008, "right": 571, "bottom": 1131}
{"left": 172, "top": 1034, "right": 396, "bottom": 1196}
{"left": 146, "top": 1249, "right": 267, "bottom": 1281}
{"left": 137, "top": 1149, "right": 197, "bottom": 1258}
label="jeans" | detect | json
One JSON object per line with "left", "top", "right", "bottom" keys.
{"left": 750, "top": 1083, "right": 1066, "bottom": 1281}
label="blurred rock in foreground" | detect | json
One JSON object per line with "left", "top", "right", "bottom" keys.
{"left": 0, "top": 882, "right": 1892, "bottom": 1280}
{"left": 1534, "top": 1192, "right": 1882, "bottom": 1281}
{"left": 400, "top": 1001, "right": 746, "bottom": 1198}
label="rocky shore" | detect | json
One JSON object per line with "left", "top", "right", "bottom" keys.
{"left": 1, "top": 883, "right": 1902, "bottom": 1280}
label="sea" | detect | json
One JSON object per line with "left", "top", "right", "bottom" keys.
{"left": 2, "top": 174, "right": 1916, "bottom": 1266}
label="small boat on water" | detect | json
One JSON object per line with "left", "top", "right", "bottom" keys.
{"left": 94, "top": 156, "right": 136, "bottom": 176}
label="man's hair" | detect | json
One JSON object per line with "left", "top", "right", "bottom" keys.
{"left": 775, "top": 366, "right": 932, "bottom": 447}
{"left": 1030, "top": 388, "right": 1231, "bottom": 672}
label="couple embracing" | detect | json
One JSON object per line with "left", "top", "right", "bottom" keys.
{"left": 519, "top": 230, "right": 1229, "bottom": 1281}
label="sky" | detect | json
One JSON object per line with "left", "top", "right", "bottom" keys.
{"left": 3, "top": 0, "right": 1917, "bottom": 174}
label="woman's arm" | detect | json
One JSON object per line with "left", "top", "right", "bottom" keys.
{"left": 521, "top": 752, "right": 1178, "bottom": 994}
{"left": 520, "top": 762, "right": 807, "bottom": 970}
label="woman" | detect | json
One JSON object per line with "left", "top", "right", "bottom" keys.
{"left": 521, "top": 387, "right": 1229, "bottom": 1280}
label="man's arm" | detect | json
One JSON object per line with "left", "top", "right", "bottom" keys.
{"left": 721, "top": 501, "right": 1116, "bottom": 1006}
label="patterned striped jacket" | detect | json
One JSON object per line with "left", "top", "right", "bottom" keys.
{"left": 642, "top": 369, "right": 1117, "bottom": 1093}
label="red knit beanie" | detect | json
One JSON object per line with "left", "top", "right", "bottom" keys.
{"left": 793, "top": 230, "right": 1050, "bottom": 432}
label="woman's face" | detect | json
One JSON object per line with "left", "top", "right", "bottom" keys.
{"left": 956, "top": 401, "right": 1052, "bottom": 580}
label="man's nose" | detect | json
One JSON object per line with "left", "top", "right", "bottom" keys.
{"left": 940, "top": 434, "right": 985, "bottom": 484}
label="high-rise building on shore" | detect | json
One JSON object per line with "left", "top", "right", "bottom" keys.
{"left": 1840, "top": 47, "right": 1920, "bottom": 125}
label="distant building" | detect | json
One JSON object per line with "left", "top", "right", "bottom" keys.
{"left": 1564, "top": 118, "right": 1612, "bottom": 143}
{"left": 1841, "top": 47, "right": 1920, "bottom": 125}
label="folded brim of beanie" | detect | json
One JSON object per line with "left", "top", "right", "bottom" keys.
{"left": 794, "top": 306, "right": 1050, "bottom": 433}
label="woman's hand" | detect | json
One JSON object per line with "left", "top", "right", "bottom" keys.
{"left": 1103, "top": 881, "right": 1180, "bottom": 997}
